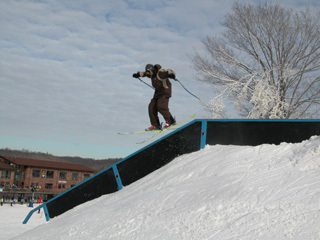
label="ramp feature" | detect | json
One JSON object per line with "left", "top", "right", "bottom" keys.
{"left": 23, "top": 119, "right": 320, "bottom": 223}
{"left": 117, "top": 121, "right": 202, "bottom": 186}
{"left": 45, "top": 167, "right": 118, "bottom": 219}
{"left": 205, "top": 120, "right": 320, "bottom": 146}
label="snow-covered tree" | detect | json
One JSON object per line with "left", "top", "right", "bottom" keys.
{"left": 191, "top": 1, "right": 320, "bottom": 119}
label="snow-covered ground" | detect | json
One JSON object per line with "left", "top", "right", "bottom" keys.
{"left": 2, "top": 136, "right": 320, "bottom": 239}
{"left": 0, "top": 203, "right": 47, "bottom": 240}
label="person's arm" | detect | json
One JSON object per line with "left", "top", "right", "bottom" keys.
{"left": 158, "top": 69, "right": 176, "bottom": 80}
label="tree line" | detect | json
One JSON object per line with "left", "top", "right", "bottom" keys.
{"left": 0, "top": 148, "right": 121, "bottom": 172}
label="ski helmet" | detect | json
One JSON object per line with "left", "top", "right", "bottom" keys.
{"left": 145, "top": 64, "right": 154, "bottom": 72}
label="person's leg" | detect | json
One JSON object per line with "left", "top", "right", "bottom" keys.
{"left": 157, "top": 97, "right": 174, "bottom": 124}
{"left": 148, "top": 99, "right": 161, "bottom": 127}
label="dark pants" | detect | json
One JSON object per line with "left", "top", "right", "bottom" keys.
{"left": 148, "top": 98, "right": 174, "bottom": 127}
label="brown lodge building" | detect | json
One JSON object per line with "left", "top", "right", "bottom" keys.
{"left": 0, "top": 155, "right": 95, "bottom": 203}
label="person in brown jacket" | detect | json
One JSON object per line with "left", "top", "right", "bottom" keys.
{"left": 133, "top": 64, "right": 176, "bottom": 131}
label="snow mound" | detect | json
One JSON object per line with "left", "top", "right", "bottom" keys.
{"left": 16, "top": 136, "right": 320, "bottom": 239}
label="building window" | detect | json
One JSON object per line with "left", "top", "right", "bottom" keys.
{"left": 45, "top": 183, "right": 53, "bottom": 189}
{"left": 58, "top": 184, "right": 65, "bottom": 189}
{"left": 83, "top": 173, "right": 90, "bottom": 180}
{"left": 32, "top": 170, "right": 40, "bottom": 178}
{"left": 46, "top": 171, "right": 54, "bottom": 178}
{"left": 1, "top": 170, "right": 11, "bottom": 179}
{"left": 72, "top": 173, "right": 78, "bottom": 180}
{"left": 14, "top": 182, "right": 24, "bottom": 188}
{"left": 59, "top": 172, "right": 67, "bottom": 180}
{"left": 31, "top": 183, "right": 39, "bottom": 189}
{"left": 14, "top": 170, "right": 24, "bottom": 180}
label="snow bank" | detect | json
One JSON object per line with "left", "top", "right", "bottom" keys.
{"left": 8, "top": 136, "right": 320, "bottom": 239}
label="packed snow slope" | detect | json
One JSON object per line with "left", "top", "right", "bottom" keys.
{"left": 16, "top": 136, "right": 320, "bottom": 239}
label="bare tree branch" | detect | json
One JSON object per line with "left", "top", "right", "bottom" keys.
{"left": 190, "top": 0, "right": 320, "bottom": 119}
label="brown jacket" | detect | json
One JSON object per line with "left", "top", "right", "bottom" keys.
{"left": 140, "top": 64, "right": 176, "bottom": 99}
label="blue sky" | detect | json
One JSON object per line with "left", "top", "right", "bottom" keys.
{"left": 0, "top": 0, "right": 319, "bottom": 159}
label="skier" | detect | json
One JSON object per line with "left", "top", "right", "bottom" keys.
{"left": 133, "top": 64, "right": 176, "bottom": 131}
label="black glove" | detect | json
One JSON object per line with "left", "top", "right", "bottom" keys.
{"left": 132, "top": 72, "right": 140, "bottom": 78}
{"left": 168, "top": 73, "right": 176, "bottom": 79}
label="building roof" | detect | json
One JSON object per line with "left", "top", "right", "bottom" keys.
{"left": 0, "top": 161, "right": 15, "bottom": 170}
{"left": 0, "top": 156, "right": 94, "bottom": 173}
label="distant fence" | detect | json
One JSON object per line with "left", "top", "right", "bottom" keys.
{"left": 23, "top": 119, "right": 320, "bottom": 223}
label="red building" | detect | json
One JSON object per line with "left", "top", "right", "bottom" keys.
{"left": 0, "top": 156, "right": 95, "bottom": 203}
